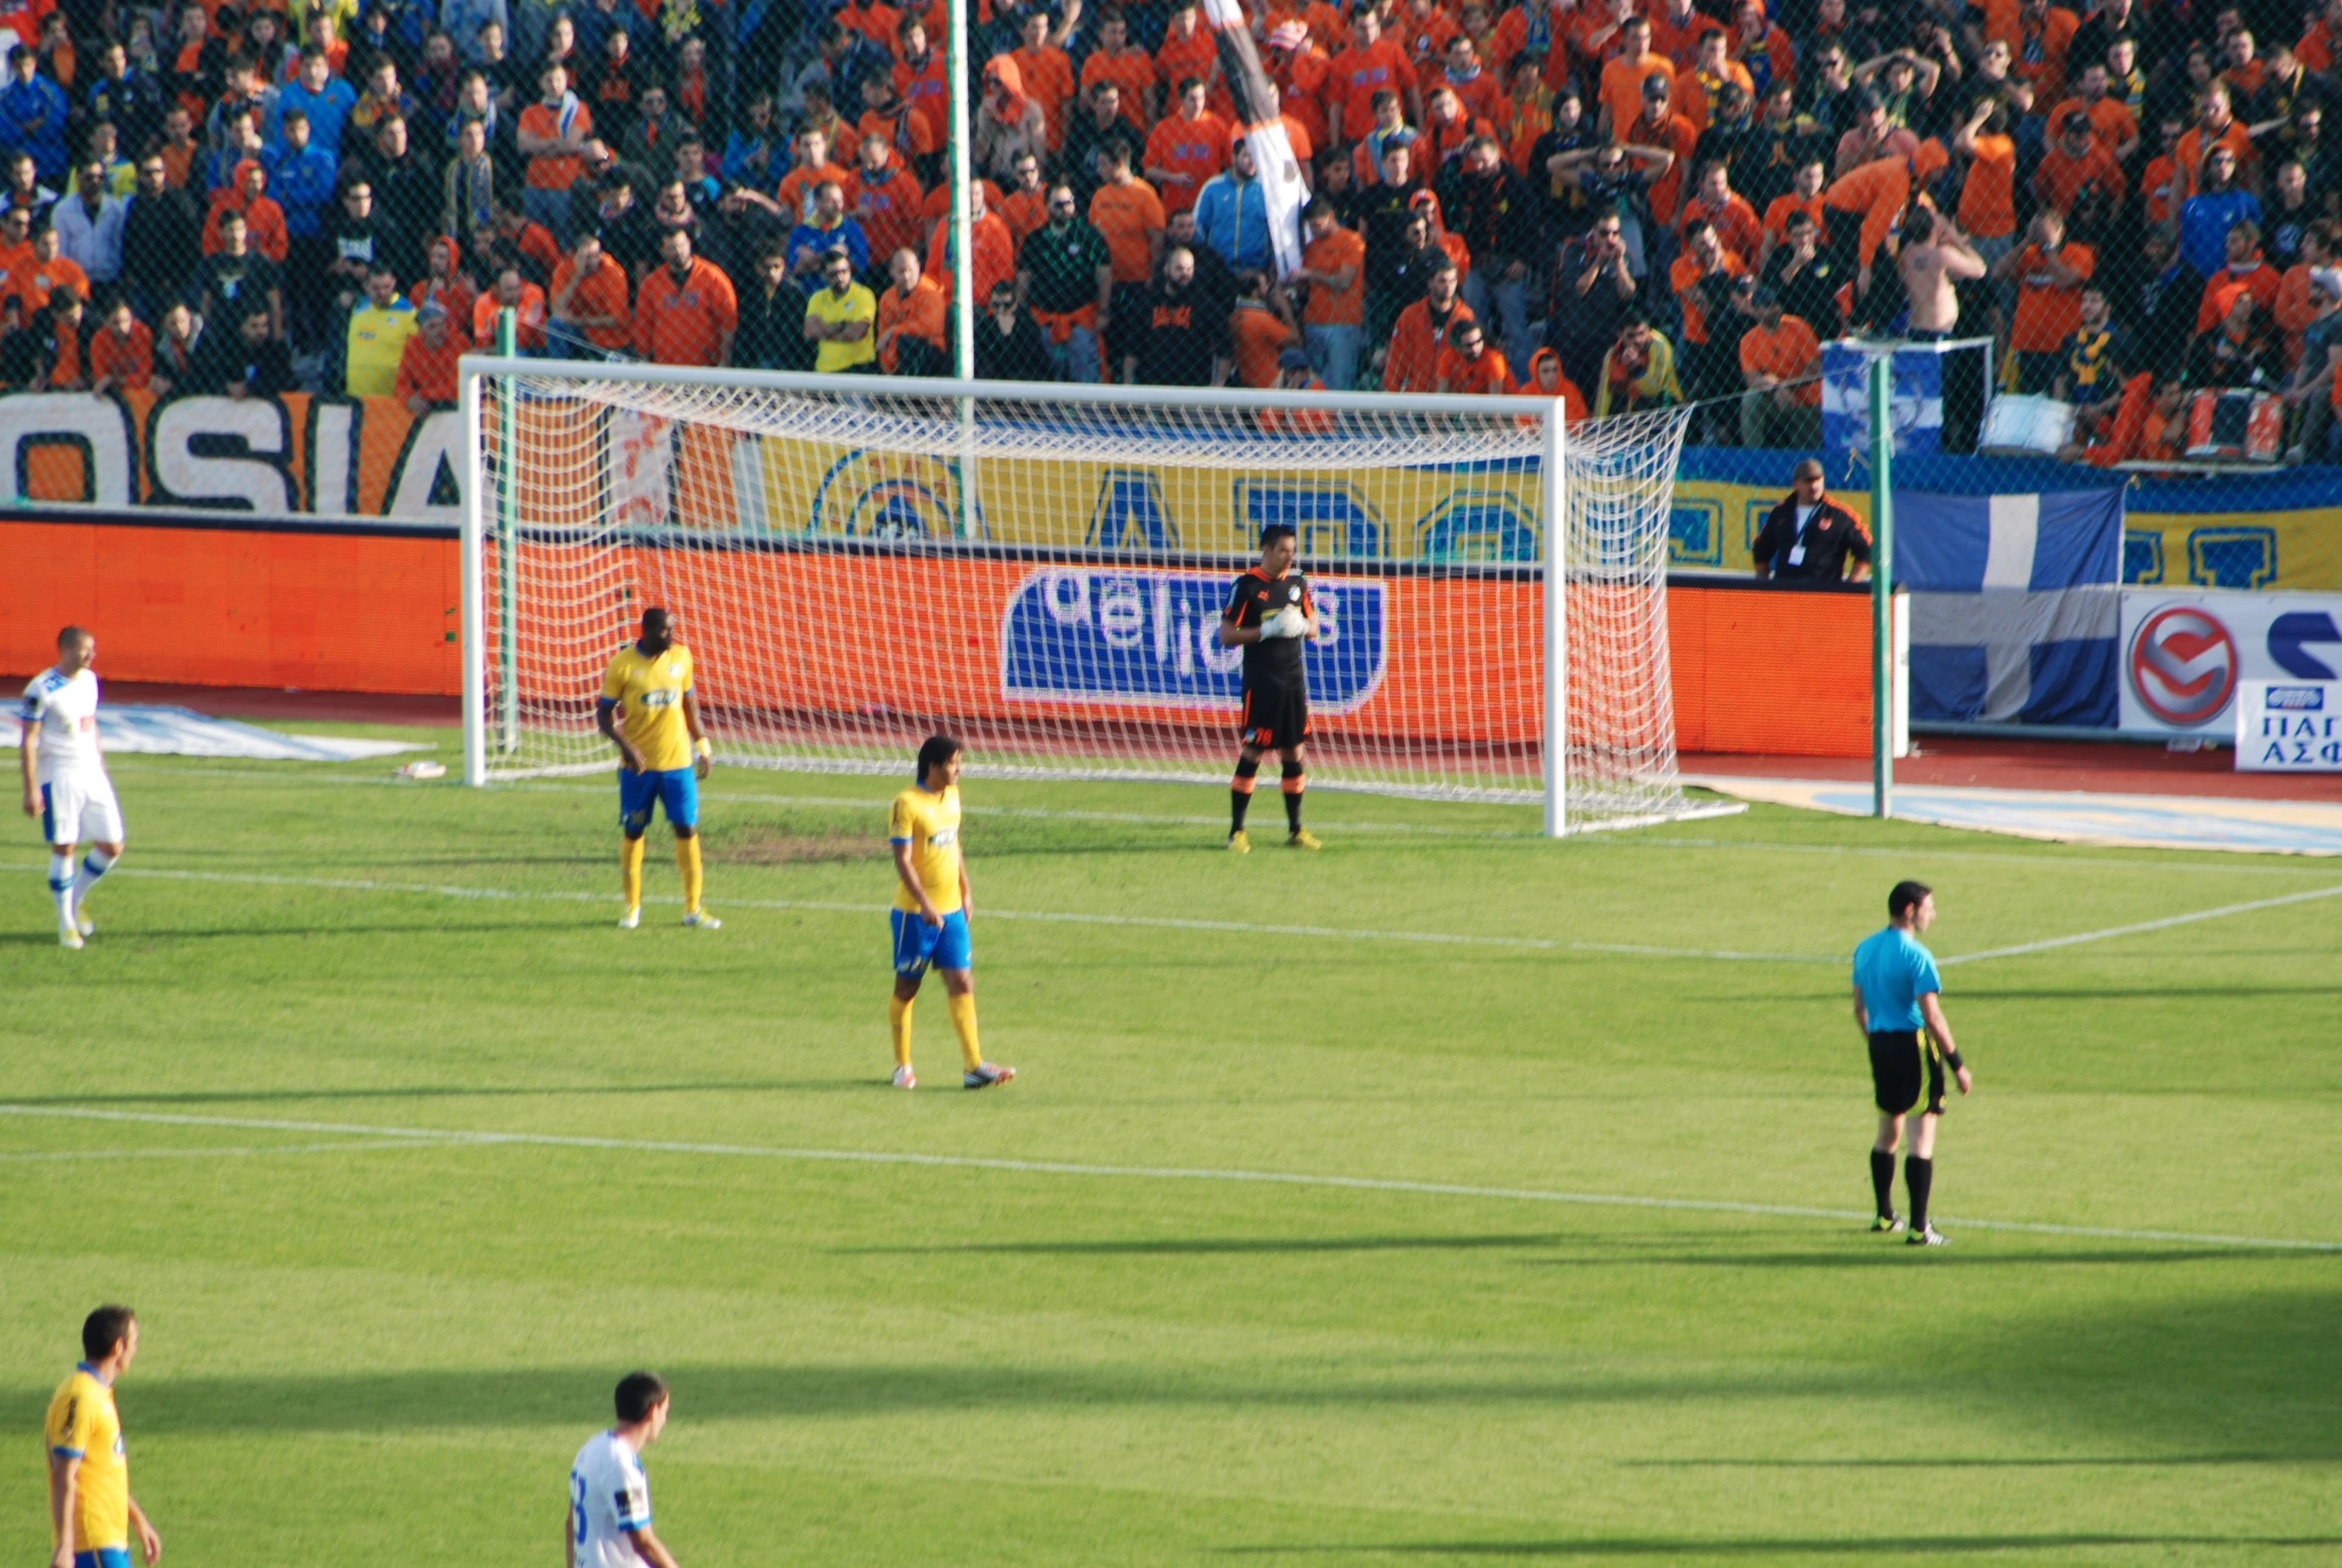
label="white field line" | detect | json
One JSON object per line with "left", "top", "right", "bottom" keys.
{"left": 19, "top": 862, "right": 2342, "bottom": 967}
{"left": 1937, "top": 882, "right": 2342, "bottom": 965}
{"left": 3, "top": 1105, "right": 2335, "bottom": 1254}
{"left": 1, "top": 864, "right": 1833, "bottom": 963}
{"left": 0, "top": 1139, "right": 474, "bottom": 1163}
{"left": 101, "top": 762, "right": 2342, "bottom": 874}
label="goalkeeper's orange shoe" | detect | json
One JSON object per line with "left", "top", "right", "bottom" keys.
{"left": 1286, "top": 828, "right": 1322, "bottom": 850}
{"left": 1227, "top": 830, "right": 1251, "bottom": 854}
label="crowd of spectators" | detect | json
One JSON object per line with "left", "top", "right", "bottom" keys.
{"left": 0, "top": 0, "right": 2335, "bottom": 457}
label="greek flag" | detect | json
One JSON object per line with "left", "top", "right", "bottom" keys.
{"left": 1901, "top": 489, "right": 2124, "bottom": 727}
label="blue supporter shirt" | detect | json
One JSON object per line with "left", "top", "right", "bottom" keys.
{"left": 1852, "top": 924, "right": 1941, "bottom": 1034}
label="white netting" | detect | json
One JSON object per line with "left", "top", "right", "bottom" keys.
{"left": 468, "top": 368, "right": 1714, "bottom": 827}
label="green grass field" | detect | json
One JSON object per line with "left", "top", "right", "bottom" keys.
{"left": 7, "top": 726, "right": 2341, "bottom": 1567}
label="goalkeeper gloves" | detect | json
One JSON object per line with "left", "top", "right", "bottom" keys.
{"left": 1263, "top": 606, "right": 1313, "bottom": 640}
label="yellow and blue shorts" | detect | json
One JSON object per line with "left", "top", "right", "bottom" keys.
{"left": 891, "top": 908, "right": 972, "bottom": 977}
{"left": 619, "top": 765, "right": 698, "bottom": 835}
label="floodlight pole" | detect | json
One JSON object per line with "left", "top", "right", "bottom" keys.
{"left": 948, "top": 0, "right": 979, "bottom": 538}
{"left": 1869, "top": 353, "right": 1894, "bottom": 820}
{"left": 1541, "top": 400, "right": 1567, "bottom": 839}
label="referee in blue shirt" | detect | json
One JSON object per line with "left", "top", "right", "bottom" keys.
{"left": 1852, "top": 881, "right": 1974, "bottom": 1246}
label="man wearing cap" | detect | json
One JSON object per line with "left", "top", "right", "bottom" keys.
{"left": 1737, "top": 285, "right": 1821, "bottom": 446}
{"left": 2033, "top": 107, "right": 2127, "bottom": 221}
{"left": 1597, "top": 16, "right": 1674, "bottom": 140}
{"left": 393, "top": 299, "right": 465, "bottom": 412}
{"left": 1753, "top": 460, "right": 1868, "bottom": 581}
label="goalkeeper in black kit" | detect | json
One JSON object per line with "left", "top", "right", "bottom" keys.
{"left": 1218, "top": 522, "right": 1322, "bottom": 853}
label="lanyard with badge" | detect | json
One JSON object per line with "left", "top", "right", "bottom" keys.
{"left": 1785, "top": 502, "right": 1820, "bottom": 568}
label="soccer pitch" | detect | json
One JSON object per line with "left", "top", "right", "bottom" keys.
{"left": 7, "top": 732, "right": 2341, "bottom": 1567}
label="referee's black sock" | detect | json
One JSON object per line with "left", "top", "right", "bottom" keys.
{"left": 1281, "top": 761, "right": 1305, "bottom": 833}
{"left": 1906, "top": 1156, "right": 1934, "bottom": 1231}
{"left": 1870, "top": 1149, "right": 1896, "bottom": 1219}
{"left": 1231, "top": 756, "right": 1259, "bottom": 834}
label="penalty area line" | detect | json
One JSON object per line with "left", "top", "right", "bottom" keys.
{"left": 1, "top": 1105, "right": 2336, "bottom": 1254}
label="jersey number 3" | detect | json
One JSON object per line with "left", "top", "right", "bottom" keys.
{"left": 571, "top": 1470, "right": 588, "bottom": 1544}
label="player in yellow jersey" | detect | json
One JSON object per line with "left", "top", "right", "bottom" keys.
{"left": 598, "top": 607, "right": 718, "bottom": 931}
{"left": 888, "top": 734, "right": 1014, "bottom": 1091}
{"left": 46, "top": 1304, "right": 160, "bottom": 1568}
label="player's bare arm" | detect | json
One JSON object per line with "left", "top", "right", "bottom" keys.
{"left": 1921, "top": 992, "right": 1971, "bottom": 1095}
{"left": 1851, "top": 983, "right": 1869, "bottom": 1037}
{"left": 626, "top": 1523, "right": 681, "bottom": 1568}
{"left": 49, "top": 1451, "right": 78, "bottom": 1568}
{"left": 19, "top": 712, "right": 37, "bottom": 816}
{"left": 895, "top": 839, "right": 943, "bottom": 927}
{"left": 595, "top": 703, "right": 646, "bottom": 772}
{"left": 958, "top": 858, "right": 973, "bottom": 922}
{"left": 565, "top": 1511, "right": 577, "bottom": 1568}
{"left": 680, "top": 690, "right": 710, "bottom": 781}
{"left": 128, "top": 1495, "right": 161, "bottom": 1564}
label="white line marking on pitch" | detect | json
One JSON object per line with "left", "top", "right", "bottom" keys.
{"left": 2, "top": 1106, "right": 2335, "bottom": 1255}
{"left": 0, "top": 1138, "right": 472, "bottom": 1163}
{"left": 1938, "top": 882, "right": 2342, "bottom": 965}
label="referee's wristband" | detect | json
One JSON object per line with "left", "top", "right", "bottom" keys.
{"left": 1941, "top": 1048, "right": 1965, "bottom": 1073}
{"left": 693, "top": 737, "right": 712, "bottom": 760}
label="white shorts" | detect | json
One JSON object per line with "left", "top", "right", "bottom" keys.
{"left": 39, "top": 773, "right": 124, "bottom": 846}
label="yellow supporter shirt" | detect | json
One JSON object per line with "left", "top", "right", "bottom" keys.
{"left": 46, "top": 1365, "right": 128, "bottom": 1552}
{"left": 599, "top": 641, "right": 696, "bottom": 772}
{"left": 805, "top": 282, "right": 879, "bottom": 373}
{"left": 888, "top": 783, "right": 963, "bottom": 915}
{"left": 344, "top": 301, "right": 417, "bottom": 397}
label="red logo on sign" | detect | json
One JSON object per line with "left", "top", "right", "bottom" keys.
{"left": 2128, "top": 605, "right": 2239, "bottom": 727}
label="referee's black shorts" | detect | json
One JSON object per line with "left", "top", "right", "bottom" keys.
{"left": 1238, "top": 682, "right": 1309, "bottom": 752}
{"left": 1869, "top": 1029, "right": 1947, "bottom": 1117}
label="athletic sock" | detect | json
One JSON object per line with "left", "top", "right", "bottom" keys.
{"left": 1281, "top": 761, "right": 1305, "bottom": 832}
{"left": 1870, "top": 1149, "right": 1896, "bottom": 1218}
{"left": 1906, "top": 1155, "right": 1935, "bottom": 1231}
{"left": 48, "top": 851, "right": 73, "bottom": 923}
{"left": 675, "top": 836, "right": 703, "bottom": 914}
{"left": 620, "top": 836, "right": 645, "bottom": 909}
{"left": 888, "top": 995, "right": 914, "bottom": 1069}
{"left": 948, "top": 993, "right": 982, "bottom": 1072}
{"left": 73, "top": 847, "right": 115, "bottom": 908}
{"left": 1230, "top": 756, "right": 1258, "bottom": 833}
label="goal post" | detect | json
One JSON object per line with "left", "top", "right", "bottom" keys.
{"left": 457, "top": 358, "right": 1738, "bottom": 835}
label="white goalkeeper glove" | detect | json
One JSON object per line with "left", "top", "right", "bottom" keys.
{"left": 1263, "top": 605, "right": 1313, "bottom": 640}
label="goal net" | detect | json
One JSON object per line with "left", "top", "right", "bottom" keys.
{"left": 459, "top": 365, "right": 1724, "bottom": 832}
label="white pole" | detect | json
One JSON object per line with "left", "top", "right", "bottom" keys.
{"left": 947, "top": 0, "right": 980, "bottom": 537}
{"left": 1541, "top": 399, "right": 1567, "bottom": 838}
{"left": 458, "top": 367, "right": 488, "bottom": 787}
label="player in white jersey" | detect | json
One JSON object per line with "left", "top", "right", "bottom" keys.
{"left": 18, "top": 627, "right": 124, "bottom": 950}
{"left": 567, "top": 1371, "right": 681, "bottom": 1568}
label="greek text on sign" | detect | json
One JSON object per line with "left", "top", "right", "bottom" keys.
{"left": 2235, "top": 682, "right": 2342, "bottom": 772}
{"left": 1000, "top": 569, "right": 1388, "bottom": 712}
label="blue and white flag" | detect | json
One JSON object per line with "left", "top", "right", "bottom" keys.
{"left": 1900, "top": 488, "right": 2123, "bottom": 727}
{"left": 1820, "top": 342, "right": 1945, "bottom": 480}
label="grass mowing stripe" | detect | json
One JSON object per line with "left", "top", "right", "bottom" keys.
{"left": 2, "top": 864, "right": 1837, "bottom": 962}
{"left": 1937, "top": 882, "right": 2342, "bottom": 964}
{"left": 7, "top": 1104, "right": 2337, "bottom": 1254}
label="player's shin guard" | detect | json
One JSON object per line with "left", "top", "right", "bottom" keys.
{"left": 1231, "top": 756, "right": 1259, "bottom": 833}
{"left": 1906, "top": 1155, "right": 1934, "bottom": 1231}
{"left": 1281, "top": 761, "right": 1305, "bottom": 833}
{"left": 620, "top": 836, "right": 645, "bottom": 910}
{"left": 676, "top": 836, "right": 703, "bottom": 914}
{"left": 73, "top": 847, "right": 115, "bottom": 907}
{"left": 1870, "top": 1149, "right": 1896, "bottom": 1219}
{"left": 47, "top": 852, "right": 72, "bottom": 921}
{"left": 889, "top": 995, "right": 914, "bottom": 1068}
{"left": 948, "top": 993, "right": 982, "bottom": 1072}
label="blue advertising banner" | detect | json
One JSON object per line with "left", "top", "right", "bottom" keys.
{"left": 1000, "top": 568, "right": 1389, "bottom": 713}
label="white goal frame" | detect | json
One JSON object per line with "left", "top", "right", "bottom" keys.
{"left": 457, "top": 358, "right": 1736, "bottom": 838}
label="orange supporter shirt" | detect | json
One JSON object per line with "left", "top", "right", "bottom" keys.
{"left": 633, "top": 258, "right": 738, "bottom": 367}
{"left": 848, "top": 167, "right": 927, "bottom": 266}
{"left": 90, "top": 320, "right": 153, "bottom": 389}
{"left": 42, "top": 321, "right": 82, "bottom": 388}
{"left": 877, "top": 274, "right": 946, "bottom": 372}
{"left": 1627, "top": 112, "right": 1699, "bottom": 225}
{"left": 1010, "top": 45, "right": 1076, "bottom": 145}
{"left": 1678, "top": 194, "right": 1762, "bottom": 259}
{"left": 2173, "top": 121, "right": 2255, "bottom": 200}
{"left": 998, "top": 185, "right": 1050, "bottom": 248}
{"left": 926, "top": 209, "right": 1016, "bottom": 306}
{"left": 1383, "top": 297, "right": 1474, "bottom": 392}
{"left": 1956, "top": 133, "right": 2016, "bottom": 239}
{"left": 860, "top": 105, "right": 939, "bottom": 162}
{"left": 1327, "top": 39, "right": 1415, "bottom": 138}
{"left": 1156, "top": 26, "right": 1219, "bottom": 102}
{"left": 519, "top": 99, "right": 592, "bottom": 190}
{"left": 775, "top": 159, "right": 854, "bottom": 226}
{"left": 1436, "top": 342, "right": 1511, "bottom": 392}
{"left": 1090, "top": 178, "right": 1166, "bottom": 284}
{"left": 1300, "top": 226, "right": 1365, "bottom": 326}
{"left": 2048, "top": 96, "right": 2136, "bottom": 153}
{"left": 2009, "top": 241, "right": 2093, "bottom": 353}
{"left": 1081, "top": 47, "right": 1158, "bottom": 131}
{"left": 1675, "top": 60, "right": 1754, "bottom": 132}
{"left": 1143, "top": 111, "right": 1228, "bottom": 213}
{"left": 1229, "top": 304, "right": 1296, "bottom": 388}
{"left": 1738, "top": 313, "right": 1820, "bottom": 403}
{"left": 549, "top": 254, "right": 633, "bottom": 350}
{"left": 1762, "top": 193, "right": 1827, "bottom": 245}
{"left": 2032, "top": 141, "right": 2126, "bottom": 216}
{"left": 1824, "top": 155, "right": 1910, "bottom": 269}
{"left": 1599, "top": 53, "right": 1675, "bottom": 137}
{"left": 393, "top": 329, "right": 466, "bottom": 403}
{"left": 472, "top": 284, "right": 548, "bottom": 349}
{"left": 9, "top": 254, "right": 87, "bottom": 312}
{"left": 1669, "top": 249, "right": 1746, "bottom": 344}
{"left": 1510, "top": 373, "right": 1588, "bottom": 423}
